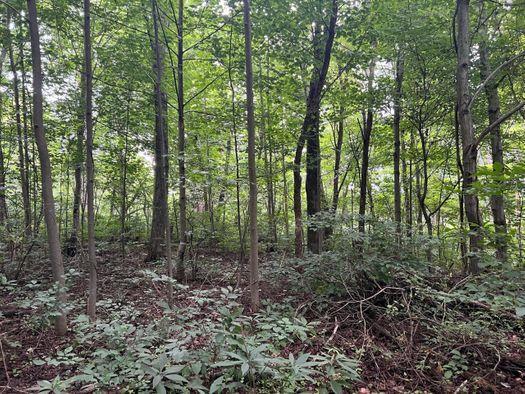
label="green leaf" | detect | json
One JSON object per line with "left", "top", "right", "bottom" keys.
{"left": 515, "top": 307, "right": 525, "bottom": 318}
{"left": 152, "top": 375, "right": 162, "bottom": 388}
{"left": 330, "top": 380, "right": 343, "bottom": 394}
{"left": 211, "top": 360, "right": 243, "bottom": 368}
{"left": 165, "top": 374, "right": 187, "bottom": 383}
{"left": 209, "top": 376, "right": 224, "bottom": 394}
{"left": 241, "top": 362, "right": 249, "bottom": 377}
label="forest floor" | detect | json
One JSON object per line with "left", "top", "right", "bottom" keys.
{"left": 1, "top": 242, "right": 525, "bottom": 393}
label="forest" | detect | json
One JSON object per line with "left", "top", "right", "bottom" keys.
{"left": 0, "top": 0, "right": 524, "bottom": 392}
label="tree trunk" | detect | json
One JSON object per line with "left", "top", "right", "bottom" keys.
{"left": 282, "top": 149, "right": 290, "bottom": 239}
{"left": 228, "top": 27, "right": 245, "bottom": 271}
{"left": 358, "top": 60, "right": 375, "bottom": 237}
{"left": 147, "top": 2, "right": 169, "bottom": 262}
{"left": 325, "top": 107, "right": 344, "bottom": 240}
{"left": 67, "top": 72, "right": 85, "bottom": 256}
{"left": 176, "top": 0, "right": 186, "bottom": 281}
{"left": 9, "top": 38, "right": 32, "bottom": 237}
{"left": 0, "top": 17, "right": 9, "bottom": 226}
{"left": 454, "top": 106, "right": 469, "bottom": 268}
{"left": 303, "top": 0, "right": 338, "bottom": 254}
{"left": 27, "top": 0, "right": 67, "bottom": 335}
{"left": 243, "top": 0, "right": 260, "bottom": 312}
{"left": 151, "top": 0, "right": 173, "bottom": 299}
{"left": 456, "top": 0, "right": 481, "bottom": 274}
{"left": 83, "top": 0, "right": 97, "bottom": 321}
{"left": 293, "top": 134, "right": 306, "bottom": 257}
{"left": 478, "top": 1, "right": 507, "bottom": 262}
{"left": 393, "top": 51, "right": 404, "bottom": 243}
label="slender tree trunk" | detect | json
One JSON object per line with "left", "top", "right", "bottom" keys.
{"left": 176, "top": 0, "right": 187, "bottom": 281}
{"left": 517, "top": 192, "right": 523, "bottom": 261}
{"left": 9, "top": 38, "right": 31, "bottom": 237}
{"left": 120, "top": 104, "right": 130, "bottom": 261}
{"left": 302, "top": 0, "right": 338, "bottom": 254}
{"left": 325, "top": 108, "right": 344, "bottom": 240}
{"left": 228, "top": 27, "right": 245, "bottom": 270}
{"left": 393, "top": 51, "right": 404, "bottom": 244}
{"left": 282, "top": 149, "right": 290, "bottom": 239}
{"left": 147, "top": 1, "right": 169, "bottom": 262}
{"left": 456, "top": 0, "right": 481, "bottom": 274}
{"left": 67, "top": 72, "right": 85, "bottom": 256}
{"left": 293, "top": 134, "right": 306, "bottom": 257}
{"left": 478, "top": 1, "right": 507, "bottom": 262}
{"left": 358, "top": 61, "right": 375, "bottom": 237}
{"left": 402, "top": 139, "right": 410, "bottom": 238}
{"left": 27, "top": 0, "right": 67, "bottom": 335}
{"left": 20, "top": 45, "right": 33, "bottom": 236}
{"left": 0, "top": 20, "right": 8, "bottom": 226}
{"left": 151, "top": 0, "right": 173, "bottom": 299}
{"left": 243, "top": 0, "right": 260, "bottom": 311}
{"left": 84, "top": 0, "right": 97, "bottom": 321}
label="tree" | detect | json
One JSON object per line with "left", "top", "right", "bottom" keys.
{"left": 242, "top": 0, "right": 259, "bottom": 312}
{"left": 358, "top": 58, "right": 375, "bottom": 237}
{"left": 147, "top": 0, "right": 169, "bottom": 262}
{"left": 294, "top": 0, "right": 338, "bottom": 255}
{"left": 393, "top": 50, "right": 404, "bottom": 243}
{"left": 478, "top": 0, "right": 507, "bottom": 262}
{"left": 84, "top": 0, "right": 97, "bottom": 321}
{"left": 0, "top": 11, "right": 9, "bottom": 226}
{"left": 27, "top": 0, "right": 67, "bottom": 334}
{"left": 175, "top": 0, "right": 187, "bottom": 282}
{"left": 8, "top": 24, "right": 31, "bottom": 237}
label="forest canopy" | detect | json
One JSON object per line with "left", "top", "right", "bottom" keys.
{"left": 0, "top": 0, "right": 524, "bottom": 392}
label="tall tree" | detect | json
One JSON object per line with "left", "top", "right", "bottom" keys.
{"left": 176, "top": 0, "right": 187, "bottom": 281}
{"left": 243, "top": 0, "right": 259, "bottom": 311}
{"left": 147, "top": 0, "right": 169, "bottom": 262}
{"left": 358, "top": 58, "right": 375, "bottom": 237}
{"left": 66, "top": 72, "right": 85, "bottom": 256}
{"left": 296, "top": 0, "right": 338, "bottom": 254}
{"left": 8, "top": 30, "right": 32, "bottom": 237}
{"left": 478, "top": 0, "right": 507, "bottom": 262}
{"left": 0, "top": 11, "right": 9, "bottom": 226}
{"left": 393, "top": 50, "right": 404, "bottom": 243}
{"left": 84, "top": 0, "right": 97, "bottom": 321}
{"left": 456, "top": 0, "right": 482, "bottom": 274}
{"left": 27, "top": 0, "right": 67, "bottom": 334}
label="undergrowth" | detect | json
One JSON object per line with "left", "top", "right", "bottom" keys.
{"left": 1, "top": 225, "right": 524, "bottom": 392}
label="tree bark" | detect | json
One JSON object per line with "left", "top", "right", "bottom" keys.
{"left": 9, "top": 37, "right": 32, "bottom": 237}
{"left": 227, "top": 27, "right": 245, "bottom": 272}
{"left": 393, "top": 51, "right": 404, "bottom": 243}
{"left": 456, "top": 0, "right": 481, "bottom": 274}
{"left": 478, "top": 0, "right": 507, "bottom": 262}
{"left": 176, "top": 0, "right": 186, "bottom": 281}
{"left": 147, "top": 2, "right": 169, "bottom": 263}
{"left": 66, "top": 72, "right": 85, "bottom": 256}
{"left": 300, "top": 0, "right": 338, "bottom": 254}
{"left": 243, "top": 0, "right": 260, "bottom": 311}
{"left": 83, "top": 0, "right": 97, "bottom": 321}
{"left": 358, "top": 61, "right": 375, "bottom": 237}
{"left": 0, "top": 15, "right": 9, "bottom": 226}
{"left": 20, "top": 45, "right": 33, "bottom": 236}
{"left": 151, "top": 0, "right": 173, "bottom": 299}
{"left": 27, "top": 0, "right": 67, "bottom": 335}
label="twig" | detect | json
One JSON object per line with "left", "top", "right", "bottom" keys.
{"left": 326, "top": 317, "right": 339, "bottom": 344}
{"left": 453, "top": 379, "right": 469, "bottom": 393}
{"left": 0, "top": 336, "right": 10, "bottom": 386}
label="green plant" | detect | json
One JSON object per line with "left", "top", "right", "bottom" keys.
{"left": 35, "top": 376, "right": 72, "bottom": 394}
{"left": 33, "top": 346, "right": 84, "bottom": 367}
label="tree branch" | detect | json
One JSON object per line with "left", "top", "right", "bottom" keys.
{"left": 474, "top": 101, "right": 525, "bottom": 147}
{"left": 468, "top": 51, "right": 525, "bottom": 109}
